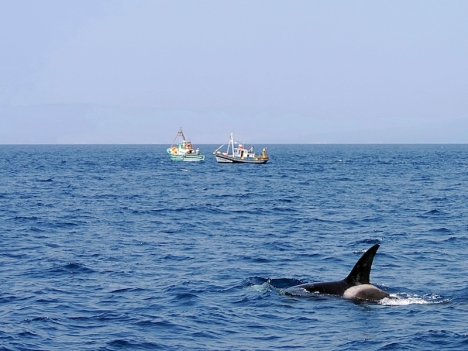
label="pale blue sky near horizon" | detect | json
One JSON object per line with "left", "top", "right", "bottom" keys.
{"left": 1, "top": 0, "right": 467, "bottom": 144}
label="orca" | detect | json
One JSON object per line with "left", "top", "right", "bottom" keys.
{"left": 283, "top": 244, "right": 389, "bottom": 301}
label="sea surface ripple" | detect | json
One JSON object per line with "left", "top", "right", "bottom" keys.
{"left": 1, "top": 144, "right": 468, "bottom": 350}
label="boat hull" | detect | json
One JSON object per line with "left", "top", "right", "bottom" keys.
{"left": 214, "top": 153, "right": 268, "bottom": 164}
{"left": 170, "top": 154, "right": 205, "bottom": 162}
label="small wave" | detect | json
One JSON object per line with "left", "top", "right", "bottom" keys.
{"left": 379, "top": 293, "right": 448, "bottom": 306}
{"left": 109, "top": 287, "right": 143, "bottom": 294}
{"left": 445, "top": 236, "right": 468, "bottom": 243}
{"left": 162, "top": 254, "right": 192, "bottom": 261}
{"left": 243, "top": 256, "right": 270, "bottom": 263}
{"left": 246, "top": 277, "right": 305, "bottom": 293}
{"left": 64, "top": 262, "right": 92, "bottom": 271}
{"left": 107, "top": 339, "right": 163, "bottom": 349}
{"left": 134, "top": 319, "right": 171, "bottom": 327}
{"left": 354, "top": 238, "right": 382, "bottom": 246}
{"left": 429, "top": 227, "right": 451, "bottom": 233}
{"left": 95, "top": 312, "right": 123, "bottom": 321}
{"left": 313, "top": 217, "right": 333, "bottom": 223}
{"left": 245, "top": 276, "right": 269, "bottom": 286}
{"left": 172, "top": 292, "right": 199, "bottom": 307}
{"left": 362, "top": 217, "right": 383, "bottom": 223}
{"left": 48, "top": 262, "right": 96, "bottom": 275}
{"left": 13, "top": 215, "right": 39, "bottom": 222}
{"left": 271, "top": 206, "right": 297, "bottom": 212}
{"left": 45, "top": 242, "right": 60, "bottom": 248}
{"left": 352, "top": 239, "right": 382, "bottom": 253}
{"left": 336, "top": 177, "right": 351, "bottom": 181}
{"left": 430, "top": 197, "right": 448, "bottom": 202}
{"left": 18, "top": 330, "right": 39, "bottom": 338}
{"left": 379, "top": 296, "right": 429, "bottom": 306}
{"left": 423, "top": 209, "right": 446, "bottom": 216}
{"left": 23, "top": 316, "right": 60, "bottom": 324}
{"left": 270, "top": 278, "right": 305, "bottom": 289}
{"left": 53, "top": 221, "right": 80, "bottom": 228}
{"left": 245, "top": 277, "right": 271, "bottom": 293}
{"left": 175, "top": 292, "right": 198, "bottom": 300}
{"left": 249, "top": 281, "right": 272, "bottom": 294}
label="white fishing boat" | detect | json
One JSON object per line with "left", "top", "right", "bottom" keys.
{"left": 167, "top": 128, "right": 205, "bottom": 162}
{"left": 213, "top": 133, "right": 269, "bottom": 164}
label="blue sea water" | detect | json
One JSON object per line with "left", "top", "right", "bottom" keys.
{"left": 1, "top": 144, "right": 468, "bottom": 350}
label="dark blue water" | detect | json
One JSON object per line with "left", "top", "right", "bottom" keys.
{"left": 1, "top": 144, "right": 468, "bottom": 350}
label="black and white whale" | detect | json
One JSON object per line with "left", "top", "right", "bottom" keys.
{"left": 283, "top": 244, "right": 390, "bottom": 301}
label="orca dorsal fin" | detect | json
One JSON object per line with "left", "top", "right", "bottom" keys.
{"left": 344, "top": 244, "right": 380, "bottom": 285}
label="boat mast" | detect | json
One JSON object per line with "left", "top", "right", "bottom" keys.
{"left": 229, "top": 133, "right": 234, "bottom": 156}
{"left": 178, "top": 127, "right": 186, "bottom": 142}
{"left": 171, "top": 127, "right": 186, "bottom": 146}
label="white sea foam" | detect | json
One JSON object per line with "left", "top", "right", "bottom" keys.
{"left": 250, "top": 282, "right": 271, "bottom": 293}
{"left": 379, "top": 294, "right": 446, "bottom": 306}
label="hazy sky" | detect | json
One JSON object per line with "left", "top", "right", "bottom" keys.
{"left": 1, "top": 0, "right": 467, "bottom": 144}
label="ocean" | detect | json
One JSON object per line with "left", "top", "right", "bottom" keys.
{"left": 1, "top": 144, "right": 468, "bottom": 350}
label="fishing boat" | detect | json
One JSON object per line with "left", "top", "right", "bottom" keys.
{"left": 213, "top": 133, "right": 269, "bottom": 164}
{"left": 167, "top": 128, "right": 205, "bottom": 162}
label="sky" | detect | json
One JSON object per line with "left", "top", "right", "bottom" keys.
{"left": 1, "top": 0, "right": 467, "bottom": 144}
